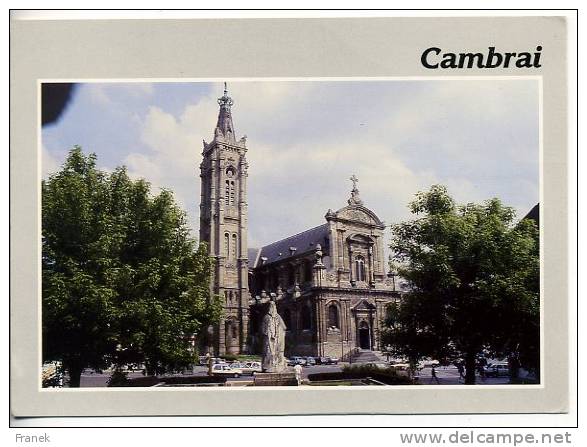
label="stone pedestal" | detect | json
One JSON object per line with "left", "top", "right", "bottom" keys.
{"left": 253, "top": 372, "right": 298, "bottom": 386}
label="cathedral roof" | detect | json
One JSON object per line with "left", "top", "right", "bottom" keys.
{"left": 251, "top": 223, "right": 329, "bottom": 268}
{"left": 523, "top": 203, "right": 539, "bottom": 225}
{"left": 247, "top": 248, "right": 261, "bottom": 266}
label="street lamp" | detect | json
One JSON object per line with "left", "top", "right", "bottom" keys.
{"left": 387, "top": 256, "right": 398, "bottom": 292}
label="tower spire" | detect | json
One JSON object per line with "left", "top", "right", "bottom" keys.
{"left": 215, "top": 82, "right": 236, "bottom": 142}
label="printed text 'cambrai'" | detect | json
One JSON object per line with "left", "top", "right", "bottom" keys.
{"left": 421, "top": 46, "right": 542, "bottom": 69}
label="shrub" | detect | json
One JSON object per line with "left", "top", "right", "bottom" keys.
{"left": 107, "top": 370, "right": 131, "bottom": 387}
{"left": 308, "top": 364, "right": 413, "bottom": 385}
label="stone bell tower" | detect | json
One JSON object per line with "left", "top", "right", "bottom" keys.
{"left": 199, "top": 83, "right": 250, "bottom": 355}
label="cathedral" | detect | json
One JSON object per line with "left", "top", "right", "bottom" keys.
{"left": 199, "top": 85, "right": 400, "bottom": 360}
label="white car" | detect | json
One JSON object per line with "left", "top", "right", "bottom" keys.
{"left": 241, "top": 361, "right": 262, "bottom": 375}
{"left": 390, "top": 363, "right": 411, "bottom": 371}
{"left": 418, "top": 359, "right": 440, "bottom": 369}
{"left": 210, "top": 363, "right": 242, "bottom": 378}
{"left": 483, "top": 362, "right": 510, "bottom": 378}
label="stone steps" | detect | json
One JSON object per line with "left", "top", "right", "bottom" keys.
{"left": 350, "top": 349, "right": 386, "bottom": 364}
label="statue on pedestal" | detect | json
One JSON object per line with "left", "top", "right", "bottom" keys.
{"left": 261, "top": 300, "right": 287, "bottom": 372}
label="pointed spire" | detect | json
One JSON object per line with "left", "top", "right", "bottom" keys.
{"left": 348, "top": 174, "right": 363, "bottom": 206}
{"left": 215, "top": 82, "right": 236, "bottom": 142}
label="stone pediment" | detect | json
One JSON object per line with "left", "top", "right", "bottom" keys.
{"left": 330, "top": 205, "right": 384, "bottom": 228}
{"left": 352, "top": 300, "right": 376, "bottom": 311}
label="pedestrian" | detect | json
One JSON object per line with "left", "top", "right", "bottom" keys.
{"left": 430, "top": 366, "right": 440, "bottom": 384}
{"left": 294, "top": 363, "right": 303, "bottom": 386}
{"left": 477, "top": 364, "right": 486, "bottom": 381}
{"left": 457, "top": 363, "right": 465, "bottom": 382}
{"left": 206, "top": 352, "right": 213, "bottom": 376}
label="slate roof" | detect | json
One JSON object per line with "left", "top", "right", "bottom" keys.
{"left": 247, "top": 248, "right": 261, "bottom": 267}
{"left": 251, "top": 223, "right": 330, "bottom": 268}
{"left": 524, "top": 203, "right": 539, "bottom": 225}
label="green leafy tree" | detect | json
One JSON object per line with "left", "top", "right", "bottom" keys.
{"left": 42, "top": 147, "right": 221, "bottom": 386}
{"left": 382, "top": 185, "right": 539, "bottom": 384}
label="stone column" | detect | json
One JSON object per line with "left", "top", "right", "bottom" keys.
{"left": 312, "top": 245, "right": 326, "bottom": 287}
{"left": 240, "top": 304, "right": 249, "bottom": 354}
{"left": 374, "top": 300, "right": 383, "bottom": 351}
{"left": 218, "top": 316, "right": 226, "bottom": 356}
{"left": 329, "top": 222, "right": 338, "bottom": 270}
{"left": 238, "top": 155, "right": 249, "bottom": 290}
{"left": 368, "top": 245, "right": 375, "bottom": 286}
{"left": 348, "top": 246, "right": 355, "bottom": 285}
{"left": 315, "top": 298, "right": 324, "bottom": 356}
{"left": 338, "top": 229, "right": 346, "bottom": 273}
{"left": 209, "top": 156, "right": 217, "bottom": 260}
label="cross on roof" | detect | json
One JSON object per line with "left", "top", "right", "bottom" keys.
{"left": 350, "top": 174, "right": 359, "bottom": 190}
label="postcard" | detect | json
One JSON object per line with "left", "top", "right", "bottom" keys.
{"left": 10, "top": 13, "right": 571, "bottom": 418}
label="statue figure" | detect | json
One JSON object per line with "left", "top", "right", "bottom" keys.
{"left": 261, "top": 300, "right": 287, "bottom": 372}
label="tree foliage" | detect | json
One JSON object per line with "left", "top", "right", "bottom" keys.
{"left": 42, "top": 147, "right": 222, "bottom": 386}
{"left": 381, "top": 185, "right": 539, "bottom": 384}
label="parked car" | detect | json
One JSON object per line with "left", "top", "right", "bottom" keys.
{"left": 483, "top": 362, "right": 510, "bottom": 377}
{"left": 418, "top": 359, "right": 440, "bottom": 369}
{"left": 317, "top": 356, "right": 339, "bottom": 365}
{"left": 390, "top": 363, "right": 411, "bottom": 371}
{"left": 210, "top": 363, "right": 242, "bottom": 377}
{"left": 241, "top": 361, "right": 262, "bottom": 375}
{"left": 305, "top": 356, "right": 316, "bottom": 366}
{"left": 288, "top": 356, "right": 306, "bottom": 366}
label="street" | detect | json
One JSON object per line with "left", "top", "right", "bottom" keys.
{"left": 75, "top": 364, "right": 509, "bottom": 387}
{"left": 415, "top": 365, "right": 510, "bottom": 385}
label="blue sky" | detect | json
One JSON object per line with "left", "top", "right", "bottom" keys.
{"left": 42, "top": 79, "right": 539, "bottom": 249}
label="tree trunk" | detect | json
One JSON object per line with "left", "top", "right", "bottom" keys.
{"left": 464, "top": 351, "right": 476, "bottom": 385}
{"left": 508, "top": 355, "right": 520, "bottom": 383}
{"left": 67, "top": 364, "right": 83, "bottom": 388}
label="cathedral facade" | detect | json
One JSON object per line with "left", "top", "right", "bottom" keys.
{"left": 199, "top": 85, "right": 400, "bottom": 359}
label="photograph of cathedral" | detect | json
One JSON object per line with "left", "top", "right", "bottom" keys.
{"left": 199, "top": 85, "right": 400, "bottom": 359}
{"left": 41, "top": 79, "right": 539, "bottom": 387}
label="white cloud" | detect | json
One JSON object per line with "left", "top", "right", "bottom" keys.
{"left": 41, "top": 145, "right": 61, "bottom": 178}
{"left": 83, "top": 80, "right": 538, "bottom": 249}
{"left": 86, "top": 83, "right": 154, "bottom": 106}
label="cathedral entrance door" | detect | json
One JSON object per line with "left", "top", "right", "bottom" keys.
{"left": 358, "top": 321, "right": 371, "bottom": 350}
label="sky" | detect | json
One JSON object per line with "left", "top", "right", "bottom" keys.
{"left": 42, "top": 79, "right": 540, "bottom": 249}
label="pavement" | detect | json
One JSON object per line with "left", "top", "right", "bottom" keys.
{"left": 75, "top": 363, "right": 510, "bottom": 387}
{"left": 415, "top": 365, "right": 510, "bottom": 385}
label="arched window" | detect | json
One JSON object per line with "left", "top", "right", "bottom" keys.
{"left": 229, "top": 181, "right": 236, "bottom": 206}
{"left": 301, "top": 305, "right": 312, "bottom": 330}
{"left": 355, "top": 256, "right": 366, "bottom": 282}
{"left": 224, "top": 167, "right": 236, "bottom": 207}
{"left": 232, "top": 324, "right": 238, "bottom": 340}
{"left": 231, "top": 234, "right": 238, "bottom": 259}
{"left": 282, "top": 309, "right": 292, "bottom": 330}
{"left": 328, "top": 304, "right": 339, "bottom": 329}
{"left": 224, "top": 233, "right": 230, "bottom": 258}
